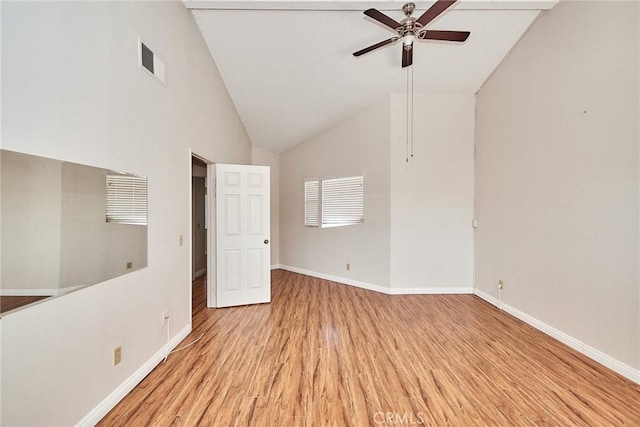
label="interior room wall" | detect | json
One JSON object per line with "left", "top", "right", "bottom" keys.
{"left": 279, "top": 92, "right": 474, "bottom": 292}
{"left": 191, "top": 162, "right": 207, "bottom": 278}
{"left": 279, "top": 97, "right": 392, "bottom": 288}
{"left": 475, "top": 1, "right": 639, "bottom": 373}
{"left": 389, "top": 93, "right": 475, "bottom": 291}
{"left": 192, "top": 176, "right": 207, "bottom": 278}
{"left": 1, "top": 150, "right": 62, "bottom": 294}
{"left": 0, "top": 1, "right": 251, "bottom": 425}
{"left": 59, "top": 163, "right": 147, "bottom": 290}
{"left": 251, "top": 144, "right": 280, "bottom": 267}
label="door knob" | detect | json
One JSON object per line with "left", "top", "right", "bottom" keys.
{"left": 264, "top": 239, "right": 269, "bottom": 244}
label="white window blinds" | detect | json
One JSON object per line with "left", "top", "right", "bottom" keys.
{"left": 106, "top": 174, "right": 148, "bottom": 225}
{"left": 321, "top": 176, "right": 364, "bottom": 228}
{"left": 304, "top": 179, "right": 319, "bottom": 227}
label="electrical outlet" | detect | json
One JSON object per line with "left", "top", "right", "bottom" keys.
{"left": 126, "top": 261, "right": 132, "bottom": 269}
{"left": 114, "top": 346, "right": 122, "bottom": 366}
{"left": 346, "top": 263, "right": 350, "bottom": 271}
{"left": 498, "top": 280, "right": 504, "bottom": 289}
{"left": 162, "top": 311, "right": 169, "bottom": 326}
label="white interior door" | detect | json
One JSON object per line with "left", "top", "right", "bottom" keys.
{"left": 215, "top": 164, "right": 271, "bottom": 308}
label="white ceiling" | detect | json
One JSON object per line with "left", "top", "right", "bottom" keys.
{"left": 186, "top": 0, "right": 555, "bottom": 153}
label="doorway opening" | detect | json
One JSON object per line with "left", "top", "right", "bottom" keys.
{"left": 191, "top": 153, "right": 212, "bottom": 320}
{"left": 190, "top": 157, "right": 271, "bottom": 312}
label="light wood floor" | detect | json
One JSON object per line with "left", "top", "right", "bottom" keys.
{"left": 99, "top": 270, "right": 640, "bottom": 426}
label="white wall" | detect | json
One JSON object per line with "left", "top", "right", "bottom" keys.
{"left": 279, "top": 93, "right": 474, "bottom": 292}
{"left": 0, "top": 1, "right": 251, "bottom": 425}
{"left": 280, "top": 97, "right": 391, "bottom": 287}
{"left": 475, "top": 1, "right": 639, "bottom": 372}
{"left": 251, "top": 144, "right": 280, "bottom": 267}
{"left": 59, "top": 163, "right": 147, "bottom": 290}
{"left": 390, "top": 93, "right": 475, "bottom": 290}
{"left": 1, "top": 151, "right": 62, "bottom": 293}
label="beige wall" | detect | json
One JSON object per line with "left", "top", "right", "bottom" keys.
{"left": 1, "top": 151, "right": 62, "bottom": 293}
{"left": 1, "top": 153, "right": 148, "bottom": 294}
{"left": 1, "top": 1, "right": 250, "bottom": 425}
{"left": 192, "top": 176, "right": 207, "bottom": 277}
{"left": 251, "top": 144, "right": 280, "bottom": 266}
{"left": 280, "top": 97, "right": 392, "bottom": 287}
{"left": 59, "top": 163, "right": 147, "bottom": 290}
{"left": 390, "top": 93, "right": 475, "bottom": 290}
{"left": 279, "top": 93, "right": 475, "bottom": 292}
{"left": 475, "top": 1, "right": 639, "bottom": 371}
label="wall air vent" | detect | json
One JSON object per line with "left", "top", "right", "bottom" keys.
{"left": 138, "top": 38, "right": 166, "bottom": 85}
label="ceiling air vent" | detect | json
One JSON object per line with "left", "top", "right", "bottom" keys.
{"left": 138, "top": 38, "right": 166, "bottom": 85}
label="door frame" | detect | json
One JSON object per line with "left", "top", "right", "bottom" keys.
{"left": 189, "top": 150, "right": 216, "bottom": 312}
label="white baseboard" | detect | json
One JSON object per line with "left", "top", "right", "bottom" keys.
{"left": 0, "top": 289, "right": 58, "bottom": 296}
{"left": 194, "top": 268, "right": 207, "bottom": 279}
{"left": 389, "top": 286, "right": 473, "bottom": 295}
{"left": 279, "top": 265, "right": 392, "bottom": 293}
{"left": 76, "top": 323, "right": 192, "bottom": 427}
{"left": 58, "top": 284, "right": 89, "bottom": 296}
{"left": 473, "top": 288, "right": 502, "bottom": 308}
{"left": 473, "top": 288, "right": 640, "bottom": 385}
{"left": 279, "top": 265, "right": 473, "bottom": 296}
{"left": 271, "top": 264, "right": 283, "bottom": 270}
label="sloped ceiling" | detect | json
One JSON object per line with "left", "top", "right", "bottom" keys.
{"left": 186, "top": 0, "right": 556, "bottom": 153}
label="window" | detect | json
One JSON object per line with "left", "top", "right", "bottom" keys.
{"left": 106, "top": 174, "right": 148, "bottom": 225}
{"left": 304, "top": 179, "right": 319, "bottom": 227}
{"left": 322, "top": 176, "right": 364, "bottom": 227}
{"left": 304, "top": 175, "right": 364, "bottom": 228}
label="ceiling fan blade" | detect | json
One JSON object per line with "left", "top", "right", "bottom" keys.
{"left": 419, "top": 30, "right": 470, "bottom": 42}
{"left": 416, "top": 0, "right": 457, "bottom": 27}
{"left": 402, "top": 46, "right": 413, "bottom": 68}
{"left": 364, "top": 8, "right": 402, "bottom": 31}
{"left": 353, "top": 37, "right": 399, "bottom": 57}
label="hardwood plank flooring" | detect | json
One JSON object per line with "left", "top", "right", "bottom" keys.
{"left": 99, "top": 270, "right": 640, "bottom": 426}
{"left": 0, "top": 295, "right": 50, "bottom": 315}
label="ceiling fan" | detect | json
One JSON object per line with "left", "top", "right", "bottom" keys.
{"left": 353, "top": 0, "right": 470, "bottom": 68}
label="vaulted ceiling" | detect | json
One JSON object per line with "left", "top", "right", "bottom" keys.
{"left": 185, "top": 0, "right": 557, "bottom": 153}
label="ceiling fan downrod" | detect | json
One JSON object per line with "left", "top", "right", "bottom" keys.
{"left": 403, "top": 2, "right": 415, "bottom": 17}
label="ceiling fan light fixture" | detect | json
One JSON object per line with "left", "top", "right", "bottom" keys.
{"left": 403, "top": 33, "right": 415, "bottom": 46}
